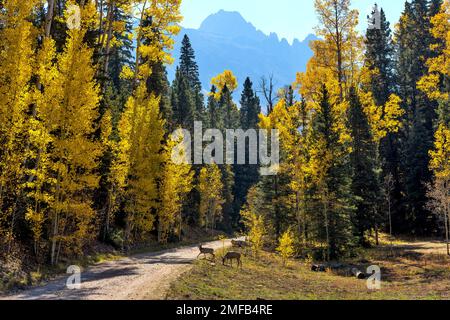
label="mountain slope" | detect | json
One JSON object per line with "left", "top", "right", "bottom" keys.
{"left": 168, "top": 10, "right": 316, "bottom": 101}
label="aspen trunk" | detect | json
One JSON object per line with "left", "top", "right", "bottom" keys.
{"left": 45, "top": 0, "right": 55, "bottom": 38}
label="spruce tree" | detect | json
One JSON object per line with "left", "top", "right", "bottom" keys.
{"left": 364, "top": 5, "right": 400, "bottom": 239}
{"left": 178, "top": 34, "right": 206, "bottom": 123}
{"left": 179, "top": 35, "right": 201, "bottom": 91}
{"left": 309, "top": 85, "right": 355, "bottom": 259}
{"left": 348, "top": 87, "right": 380, "bottom": 245}
{"left": 171, "top": 67, "right": 195, "bottom": 131}
{"left": 207, "top": 86, "right": 222, "bottom": 129}
{"left": 233, "top": 78, "right": 261, "bottom": 225}
{"left": 396, "top": 0, "right": 439, "bottom": 234}
{"left": 365, "top": 6, "right": 395, "bottom": 106}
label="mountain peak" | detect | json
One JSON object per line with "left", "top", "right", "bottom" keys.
{"left": 199, "top": 10, "right": 261, "bottom": 39}
{"left": 169, "top": 11, "right": 315, "bottom": 110}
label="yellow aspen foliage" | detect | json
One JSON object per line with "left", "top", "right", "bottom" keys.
{"left": 34, "top": 3, "right": 103, "bottom": 263}
{"left": 295, "top": 1, "right": 362, "bottom": 163}
{"left": 276, "top": 228, "right": 295, "bottom": 266}
{"left": 132, "top": 0, "right": 182, "bottom": 80}
{"left": 296, "top": 0, "right": 362, "bottom": 102}
{"left": 210, "top": 70, "right": 238, "bottom": 100}
{"left": 120, "top": 83, "right": 165, "bottom": 242}
{"left": 24, "top": 117, "right": 53, "bottom": 251}
{"left": 430, "top": 124, "right": 450, "bottom": 180}
{"left": 259, "top": 100, "right": 317, "bottom": 245}
{"left": 158, "top": 134, "right": 194, "bottom": 244}
{"left": 258, "top": 99, "right": 299, "bottom": 157}
{"left": 198, "top": 163, "right": 224, "bottom": 230}
{"left": 418, "top": 0, "right": 450, "bottom": 101}
{"left": 0, "top": 0, "right": 39, "bottom": 244}
{"left": 360, "top": 91, "right": 404, "bottom": 143}
{"left": 241, "top": 186, "right": 266, "bottom": 258}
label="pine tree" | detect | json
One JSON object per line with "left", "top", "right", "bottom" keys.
{"left": 219, "top": 85, "right": 240, "bottom": 129}
{"left": 258, "top": 99, "right": 302, "bottom": 240}
{"left": 181, "top": 34, "right": 206, "bottom": 124}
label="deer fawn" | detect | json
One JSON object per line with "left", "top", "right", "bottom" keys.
{"left": 197, "top": 244, "right": 215, "bottom": 261}
{"left": 222, "top": 251, "right": 242, "bottom": 268}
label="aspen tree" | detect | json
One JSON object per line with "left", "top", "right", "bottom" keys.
{"left": 36, "top": 2, "right": 102, "bottom": 264}
{"left": 120, "top": 84, "right": 164, "bottom": 243}
{"left": 210, "top": 70, "right": 238, "bottom": 100}
{"left": 0, "top": 0, "right": 39, "bottom": 248}
{"left": 158, "top": 134, "right": 194, "bottom": 243}
{"left": 198, "top": 164, "right": 224, "bottom": 231}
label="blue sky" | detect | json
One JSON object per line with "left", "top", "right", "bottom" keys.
{"left": 180, "top": 0, "right": 407, "bottom": 43}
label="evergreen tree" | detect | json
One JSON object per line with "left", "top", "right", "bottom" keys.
{"left": 106, "top": 3, "right": 134, "bottom": 89}
{"left": 179, "top": 35, "right": 201, "bottom": 90}
{"left": 396, "top": 0, "right": 439, "bottom": 234}
{"left": 207, "top": 85, "right": 222, "bottom": 129}
{"left": 365, "top": 5, "right": 395, "bottom": 106}
{"left": 348, "top": 87, "right": 380, "bottom": 245}
{"left": 177, "top": 34, "right": 205, "bottom": 124}
{"left": 309, "top": 85, "right": 355, "bottom": 259}
{"left": 147, "top": 61, "right": 172, "bottom": 128}
{"left": 215, "top": 85, "right": 240, "bottom": 229}
{"left": 171, "top": 67, "right": 195, "bottom": 131}
{"left": 233, "top": 78, "right": 261, "bottom": 225}
{"left": 219, "top": 85, "right": 240, "bottom": 129}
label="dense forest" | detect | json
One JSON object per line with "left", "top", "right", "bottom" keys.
{"left": 0, "top": 0, "right": 449, "bottom": 268}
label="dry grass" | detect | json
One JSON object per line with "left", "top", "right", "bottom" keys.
{"left": 168, "top": 239, "right": 450, "bottom": 300}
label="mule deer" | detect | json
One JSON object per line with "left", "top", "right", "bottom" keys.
{"left": 222, "top": 251, "right": 242, "bottom": 268}
{"left": 197, "top": 244, "right": 215, "bottom": 260}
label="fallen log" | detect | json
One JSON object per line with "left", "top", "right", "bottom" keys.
{"left": 351, "top": 268, "right": 366, "bottom": 279}
{"left": 311, "top": 264, "right": 326, "bottom": 272}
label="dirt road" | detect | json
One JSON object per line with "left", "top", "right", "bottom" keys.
{"left": 1, "top": 239, "right": 236, "bottom": 300}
